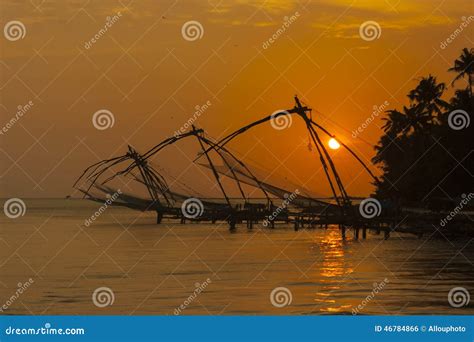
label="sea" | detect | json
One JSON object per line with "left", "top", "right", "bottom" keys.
{"left": 1, "top": 199, "right": 473, "bottom": 315}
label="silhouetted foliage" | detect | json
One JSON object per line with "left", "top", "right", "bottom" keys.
{"left": 373, "top": 48, "right": 474, "bottom": 208}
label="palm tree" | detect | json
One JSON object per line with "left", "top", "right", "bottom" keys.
{"left": 381, "top": 109, "right": 405, "bottom": 135}
{"left": 448, "top": 48, "right": 474, "bottom": 95}
{"left": 382, "top": 106, "right": 431, "bottom": 137}
{"left": 450, "top": 88, "right": 473, "bottom": 110}
{"left": 401, "top": 105, "right": 432, "bottom": 135}
{"left": 373, "top": 49, "right": 473, "bottom": 202}
{"left": 408, "top": 75, "right": 448, "bottom": 119}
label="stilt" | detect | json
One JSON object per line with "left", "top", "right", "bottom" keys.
{"left": 354, "top": 228, "right": 359, "bottom": 240}
{"left": 362, "top": 228, "right": 367, "bottom": 239}
{"left": 341, "top": 225, "right": 346, "bottom": 239}
{"left": 229, "top": 216, "right": 236, "bottom": 231}
{"left": 384, "top": 230, "right": 390, "bottom": 240}
{"left": 156, "top": 211, "right": 163, "bottom": 224}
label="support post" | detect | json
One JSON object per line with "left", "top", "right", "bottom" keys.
{"left": 229, "top": 215, "right": 236, "bottom": 231}
{"left": 156, "top": 211, "right": 163, "bottom": 224}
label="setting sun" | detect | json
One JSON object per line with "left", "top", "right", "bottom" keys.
{"left": 328, "top": 138, "right": 341, "bottom": 150}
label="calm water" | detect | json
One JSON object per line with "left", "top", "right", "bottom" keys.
{"left": 1, "top": 199, "right": 473, "bottom": 315}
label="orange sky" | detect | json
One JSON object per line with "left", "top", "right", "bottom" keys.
{"left": 1, "top": 0, "right": 473, "bottom": 198}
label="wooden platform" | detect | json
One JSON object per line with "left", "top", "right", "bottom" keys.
{"left": 150, "top": 204, "right": 474, "bottom": 239}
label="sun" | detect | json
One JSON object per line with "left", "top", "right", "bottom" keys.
{"left": 328, "top": 138, "right": 340, "bottom": 150}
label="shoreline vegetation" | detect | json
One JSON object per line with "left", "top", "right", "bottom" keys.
{"left": 372, "top": 48, "right": 473, "bottom": 213}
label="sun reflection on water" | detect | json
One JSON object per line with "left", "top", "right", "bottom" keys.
{"left": 314, "top": 227, "right": 354, "bottom": 313}
{"left": 319, "top": 228, "right": 353, "bottom": 278}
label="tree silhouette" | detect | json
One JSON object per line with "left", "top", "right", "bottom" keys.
{"left": 373, "top": 48, "right": 473, "bottom": 207}
{"left": 448, "top": 47, "right": 474, "bottom": 95}
{"left": 408, "top": 75, "right": 449, "bottom": 120}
